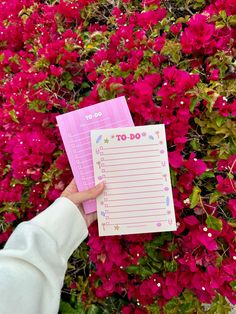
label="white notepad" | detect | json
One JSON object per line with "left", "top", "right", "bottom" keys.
{"left": 91, "top": 125, "right": 176, "bottom": 236}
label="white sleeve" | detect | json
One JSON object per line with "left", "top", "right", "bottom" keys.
{"left": 0, "top": 197, "right": 88, "bottom": 314}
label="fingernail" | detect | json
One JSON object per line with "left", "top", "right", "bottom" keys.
{"left": 96, "top": 181, "right": 104, "bottom": 189}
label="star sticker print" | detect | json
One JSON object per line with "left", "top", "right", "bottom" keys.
{"left": 104, "top": 138, "right": 109, "bottom": 144}
{"left": 114, "top": 225, "right": 119, "bottom": 231}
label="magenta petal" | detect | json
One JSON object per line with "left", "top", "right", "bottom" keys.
{"left": 184, "top": 215, "right": 199, "bottom": 226}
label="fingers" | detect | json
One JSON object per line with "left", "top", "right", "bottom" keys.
{"left": 63, "top": 179, "right": 78, "bottom": 195}
{"left": 69, "top": 182, "right": 105, "bottom": 205}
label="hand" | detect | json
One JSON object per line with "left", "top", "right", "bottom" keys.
{"left": 61, "top": 179, "right": 105, "bottom": 227}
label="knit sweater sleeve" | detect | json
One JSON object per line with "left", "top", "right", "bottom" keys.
{"left": 0, "top": 197, "right": 88, "bottom": 314}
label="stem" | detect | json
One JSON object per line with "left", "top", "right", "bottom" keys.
{"left": 199, "top": 196, "right": 208, "bottom": 216}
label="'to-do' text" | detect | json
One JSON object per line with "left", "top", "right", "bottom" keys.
{"left": 116, "top": 133, "right": 141, "bottom": 141}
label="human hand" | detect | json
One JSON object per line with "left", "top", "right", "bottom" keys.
{"left": 61, "top": 179, "right": 105, "bottom": 227}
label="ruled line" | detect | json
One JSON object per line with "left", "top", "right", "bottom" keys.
{"left": 107, "top": 189, "right": 164, "bottom": 196}
{"left": 76, "top": 157, "right": 93, "bottom": 163}
{"left": 103, "top": 160, "right": 161, "bottom": 167}
{"left": 127, "top": 225, "right": 147, "bottom": 228}
{"left": 81, "top": 175, "right": 94, "bottom": 179}
{"left": 107, "top": 183, "right": 162, "bottom": 188}
{"left": 80, "top": 118, "right": 130, "bottom": 129}
{"left": 108, "top": 201, "right": 165, "bottom": 207}
{"left": 105, "top": 172, "right": 161, "bottom": 179}
{"left": 74, "top": 138, "right": 90, "bottom": 144}
{"left": 102, "top": 144, "right": 158, "bottom": 150}
{"left": 109, "top": 213, "right": 168, "bottom": 219}
{"left": 107, "top": 196, "right": 164, "bottom": 201}
{"left": 105, "top": 166, "right": 161, "bottom": 172}
{"left": 103, "top": 149, "right": 159, "bottom": 156}
{"left": 107, "top": 208, "right": 166, "bottom": 213}
{"left": 76, "top": 163, "right": 92, "bottom": 168}
{"left": 109, "top": 220, "right": 167, "bottom": 225}
{"left": 69, "top": 138, "right": 81, "bottom": 143}
{"left": 68, "top": 132, "right": 83, "bottom": 138}
{"left": 76, "top": 156, "right": 92, "bottom": 162}
{"left": 103, "top": 155, "right": 159, "bottom": 161}
{"left": 109, "top": 120, "right": 132, "bottom": 126}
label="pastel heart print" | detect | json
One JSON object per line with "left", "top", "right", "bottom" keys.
{"left": 156, "top": 222, "right": 162, "bottom": 227}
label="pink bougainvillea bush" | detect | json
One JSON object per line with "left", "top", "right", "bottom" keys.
{"left": 0, "top": 0, "right": 236, "bottom": 313}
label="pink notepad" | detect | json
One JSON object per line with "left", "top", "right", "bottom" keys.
{"left": 91, "top": 125, "right": 176, "bottom": 236}
{"left": 56, "top": 97, "right": 134, "bottom": 213}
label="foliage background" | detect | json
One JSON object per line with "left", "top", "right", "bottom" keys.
{"left": 0, "top": 0, "right": 235, "bottom": 313}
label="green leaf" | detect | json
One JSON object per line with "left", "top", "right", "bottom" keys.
{"left": 0, "top": 53, "right": 5, "bottom": 62}
{"left": 87, "top": 305, "right": 102, "bottom": 314}
{"left": 163, "top": 260, "right": 178, "bottom": 272}
{"left": 189, "top": 186, "right": 201, "bottom": 209}
{"left": 179, "top": 301, "right": 196, "bottom": 313}
{"left": 59, "top": 301, "right": 84, "bottom": 314}
{"left": 81, "top": 82, "right": 91, "bottom": 89}
{"left": 199, "top": 171, "right": 215, "bottom": 180}
{"left": 190, "top": 97, "right": 199, "bottom": 113}
{"left": 93, "top": 278, "right": 101, "bottom": 288}
{"left": 146, "top": 302, "right": 160, "bottom": 314}
{"left": 145, "top": 246, "right": 161, "bottom": 262}
{"left": 125, "top": 265, "right": 140, "bottom": 275}
{"left": 206, "top": 294, "right": 231, "bottom": 314}
{"left": 209, "top": 191, "right": 222, "bottom": 204}
{"left": 219, "top": 10, "right": 227, "bottom": 21}
{"left": 151, "top": 232, "right": 173, "bottom": 247}
{"left": 216, "top": 256, "right": 223, "bottom": 267}
{"left": 206, "top": 215, "right": 223, "bottom": 231}
{"left": 160, "top": 40, "right": 182, "bottom": 63}
{"left": 215, "top": 116, "right": 226, "bottom": 127}
{"left": 228, "top": 15, "right": 236, "bottom": 27}
{"left": 230, "top": 280, "right": 236, "bottom": 291}
{"left": 163, "top": 298, "right": 179, "bottom": 314}
{"left": 66, "top": 81, "right": 75, "bottom": 91}
{"left": 192, "top": 0, "right": 206, "bottom": 10}
{"left": 140, "top": 266, "right": 155, "bottom": 278}
{"left": 9, "top": 110, "right": 19, "bottom": 123}
{"left": 190, "top": 138, "right": 201, "bottom": 151}
{"left": 216, "top": 21, "right": 226, "bottom": 29}
{"left": 170, "top": 168, "right": 177, "bottom": 187}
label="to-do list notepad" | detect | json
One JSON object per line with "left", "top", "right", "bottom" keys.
{"left": 91, "top": 125, "right": 176, "bottom": 236}
{"left": 56, "top": 97, "right": 134, "bottom": 213}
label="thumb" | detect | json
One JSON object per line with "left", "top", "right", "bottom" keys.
{"left": 68, "top": 182, "right": 105, "bottom": 206}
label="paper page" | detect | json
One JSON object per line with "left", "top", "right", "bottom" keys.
{"left": 56, "top": 97, "right": 134, "bottom": 213}
{"left": 91, "top": 125, "right": 176, "bottom": 236}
